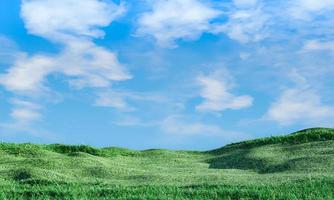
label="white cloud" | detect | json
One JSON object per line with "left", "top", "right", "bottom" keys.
{"left": 161, "top": 115, "right": 222, "bottom": 136}
{"left": 0, "top": 54, "right": 55, "bottom": 94}
{"left": 21, "top": 0, "right": 125, "bottom": 41}
{"left": 216, "top": 0, "right": 334, "bottom": 43}
{"left": 196, "top": 70, "right": 253, "bottom": 112}
{"left": 303, "top": 40, "right": 334, "bottom": 52}
{"left": 137, "top": 0, "right": 221, "bottom": 47}
{"left": 137, "top": 0, "right": 334, "bottom": 45}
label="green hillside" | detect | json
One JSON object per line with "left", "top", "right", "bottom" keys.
{"left": 1, "top": 128, "right": 334, "bottom": 199}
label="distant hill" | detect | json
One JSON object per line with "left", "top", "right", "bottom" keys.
{"left": 0, "top": 127, "right": 334, "bottom": 199}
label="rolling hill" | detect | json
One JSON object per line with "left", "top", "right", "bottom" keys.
{"left": 0, "top": 128, "right": 334, "bottom": 199}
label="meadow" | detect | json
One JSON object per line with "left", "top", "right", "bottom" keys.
{"left": 0, "top": 128, "right": 334, "bottom": 199}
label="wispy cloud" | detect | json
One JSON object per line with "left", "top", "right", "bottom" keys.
{"left": 95, "top": 90, "right": 167, "bottom": 112}
{"left": 0, "top": 98, "right": 46, "bottom": 137}
{"left": 160, "top": 115, "right": 222, "bottom": 136}
{"left": 219, "top": 0, "right": 269, "bottom": 43}
{"left": 10, "top": 99, "right": 42, "bottom": 124}
{"left": 159, "top": 115, "right": 249, "bottom": 143}
{"left": 0, "top": 36, "right": 21, "bottom": 65}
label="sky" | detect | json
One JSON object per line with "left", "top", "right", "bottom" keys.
{"left": 0, "top": 0, "right": 334, "bottom": 150}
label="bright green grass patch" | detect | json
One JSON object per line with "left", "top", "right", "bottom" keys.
{"left": 0, "top": 128, "right": 333, "bottom": 199}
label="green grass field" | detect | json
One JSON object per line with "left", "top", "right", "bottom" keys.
{"left": 1, "top": 128, "right": 334, "bottom": 199}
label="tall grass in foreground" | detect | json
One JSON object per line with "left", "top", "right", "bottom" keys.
{"left": 0, "top": 179, "right": 333, "bottom": 200}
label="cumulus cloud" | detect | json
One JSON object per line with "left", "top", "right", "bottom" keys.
{"left": 21, "top": 0, "right": 125, "bottom": 41}
{"left": 137, "top": 0, "right": 221, "bottom": 47}
{"left": 196, "top": 70, "right": 253, "bottom": 112}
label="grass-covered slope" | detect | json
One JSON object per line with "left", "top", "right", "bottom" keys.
{"left": 0, "top": 128, "right": 334, "bottom": 199}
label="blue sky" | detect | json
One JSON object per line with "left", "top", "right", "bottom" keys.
{"left": 0, "top": 0, "right": 334, "bottom": 150}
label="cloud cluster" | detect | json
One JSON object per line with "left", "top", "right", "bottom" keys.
{"left": 4, "top": 0, "right": 130, "bottom": 94}
{"left": 136, "top": 0, "right": 271, "bottom": 45}
{"left": 0, "top": 0, "right": 130, "bottom": 127}
{"left": 137, "top": 0, "right": 334, "bottom": 47}
{"left": 17, "top": 0, "right": 129, "bottom": 91}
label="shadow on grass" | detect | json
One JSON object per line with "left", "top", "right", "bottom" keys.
{"left": 206, "top": 146, "right": 333, "bottom": 174}
{"left": 206, "top": 148, "right": 294, "bottom": 174}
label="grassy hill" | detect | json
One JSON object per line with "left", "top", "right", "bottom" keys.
{"left": 1, "top": 128, "right": 334, "bottom": 199}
